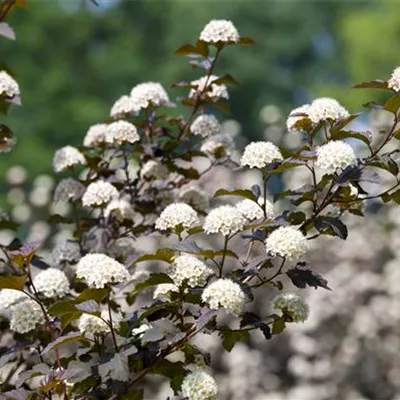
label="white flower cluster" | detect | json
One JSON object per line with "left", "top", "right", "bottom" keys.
{"left": 105, "top": 120, "right": 139, "bottom": 145}
{"left": 50, "top": 241, "right": 81, "bottom": 268}
{"left": 0, "top": 289, "right": 27, "bottom": 312}
{"left": 53, "top": 178, "right": 85, "bottom": 203}
{"left": 10, "top": 299, "right": 45, "bottom": 334}
{"left": 201, "top": 133, "right": 234, "bottom": 160}
{"left": 83, "top": 123, "right": 108, "bottom": 147}
{"left": 140, "top": 160, "right": 169, "bottom": 180}
{"left": 130, "top": 82, "right": 170, "bottom": 110}
{"left": 286, "top": 104, "right": 311, "bottom": 132}
{"left": 155, "top": 203, "right": 199, "bottom": 232}
{"left": 202, "top": 279, "right": 246, "bottom": 315}
{"left": 33, "top": 268, "right": 70, "bottom": 298}
{"left": 266, "top": 226, "right": 309, "bottom": 259}
{"left": 78, "top": 311, "right": 110, "bottom": 335}
{"left": 53, "top": 146, "right": 86, "bottom": 173}
{"left": 76, "top": 253, "right": 130, "bottom": 288}
{"left": 200, "top": 19, "right": 240, "bottom": 44}
{"left": 190, "top": 114, "right": 222, "bottom": 137}
{"left": 181, "top": 370, "right": 218, "bottom": 400}
{"left": 308, "top": 97, "right": 349, "bottom": 124}
{"left": 388, "top": 66, "right": 400, "bottom": 92}
{"left": 204, "top": 205, "right": 246, "bottom": 236}
{"left": 272, "top": 292, "right": 309, "bottom": 322}
{"left": 0, "top": 70, "right": 20, "bottom": 98}
{"left": 315, "top": 140, "right": 356, "bottom": 174}
{"left": 240, "top": 141, "right": 283, "bottom": 169}
{"left": 169, "top": 254, "right": 213, "bottom": 288}
{"left": 236, "top": 198, "right": 274, "bottom": 221}
{"left": 190, "top": 75, "right": 229, "bottom": 101}
{"left": 105, "top": 199, "right": 135, "bottom": 221}
{"left": 179, "top": 186, "right": 210, "bottom": 211}
{"left": 82, "top": 181, "right": 119, "bottom": 207}
{"left": 153, "top": 283, "right": 179, "bottom": 299}
{"left": 110, "top": 95, "right": 139, "bottom": 119}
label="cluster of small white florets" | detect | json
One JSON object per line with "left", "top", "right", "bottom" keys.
{"left": 10, "top": 299, "right": 45, "bottom": 334}
{"left": 0, "top": 70, "right": 20, "bottom": 98}
{"left": 190, "top": 75, "right": 229, "bottom": 101}
{"left": 77, "top": 310, "right": 113, "bottom": 335}
{"left": 315, "top": 140, "right": 356, "bottom": 174}
{"left": 140, "top": 159, "right": 169, "bottom": 180}
{"left": 53, "top": 178, "right": 85, "bottom": 203}
{"left": 204, "top": 205, "right": 247, "bottom": 236}
{"left": 83, "top": 123, "right": 108, "bottom": 147}
{"left": 272, "top": 292, "right": 309, "bottom": 322}
{"left": 181, "top": 370, "right": 219, "bottom": 400}
{"left": 82, "top": 181, "right": 119, "bottom": 207}
{"left": 169, "top": 254, "right": 213, "bottom": 288}
{"left": 110, "top": 95, "right": 139, "bottom": 119}
{"left": 155, "top": 203, "right": 199, "bottom": 231}
{"left": 240, "top": 141, "right": 283, "bottom": 169}
{"left": 265, "top": 226, "right": 309, "bottom": 259}
{"left": 33, "top": 268, "right": 70, "bottom": 298}
{"left": 286, "top": 104, "right": 311, "bottom": 132}
{"left": 202, "top": 279, "right": 246, "bottom": 315}
{"left": 0, "top": 289, "right": 27, "bottom": 312}
{"left": 388, "top": 66, "right": 400, "bottom": 92}
{"left": 76, "top": 253, "right": 130, "bottom": 288}
{"left": 130, "top": 82, "right": 171, "bottom": 110}
{"left": 50, "top": 241, "right": 81, "bottom": 268}
{"left": 153, "top": 283, "right": 179, "bottom": 299}
{"left": 53, "top": 146, "right": 86, "bottom": 173}
{"left": 200, "top": 19, "right": 240, "bottom": 44}
{"left": 178, "top": 186, "right": 210, "bottom": 211}
{"left": 105, "top": 198, "right": 135, "bottom": 221}
{"left": 190, "top": 114, "right": 222, "bottom": 137}
{"left": 201, "top": 133, "right": 234, "bottom": 160}
{"left": 307, "top": 97, "right": 349, "bottom": 124}
{"left": 105, "top": 120, "right": 140, "bottom": 145}
{"left": 235, "top": 197, "right": 274, "bottom": 221}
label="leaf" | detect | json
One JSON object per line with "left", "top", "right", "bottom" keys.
{"left": 314, "top": 216, "right": 348, "bottom": 239}
{"left": 384, "top": 95, "right": 400, "bottom": 114}
{"left": 212, "top": 74, "right": 240, "bottom": 86}
{"left": 47, "top": 214, "right": 73, "bottom": 224}
{"left": 238, "top": 37, "right": 255, "bottom": 45}
{"left": 172, "top": 240, "right": 203, "bottom": 254}
{"left": 174, "top": 43, "right": 200, "bottom": 56}
{"left": 0, "top": 22, "right": 15, "bottom": 40}
{"left": 330, "top": 129, "right": 372, "bottom": 146}
{"left": 195, "top": 40, "right": 209, "bottom": 57}
{"left": 121, "top": 389, "right": 144, "bottom": 400}
{"left": 0, "top": 275, "right": 26, "bottom": 291}
{"left": 251, "top": 184, "right": 261, "bottom": 199}
{"left": 214, "top": 188, "right": 257, "bottom": 202}
{"left": 41, "top": 332, "right": 88, "bottom": 355}
{"left": 369, "top": 154, "right": 399, "bottom": 176}
{"left": 133, "top": 249, "right": 175, "bottom": 264}
{"left": 286, "top": 262, "right": 331, "bottom": 290}
{"left": 153, "top": 360, "right": 186, "bottom": 394}
{"left": 240, "top": 312, "right": 271, "bottom": 340}
{"left": 98, "top": 353, "right": 130, "bottom": 382}
{"left": 272, "top": 317, "right": 286, "bottom": 334}
{"left": 75, "top": 300, "right": 99, "bottom": 314}
{"left": 353, "top": 79, "right": 389, "bottom": 90}
{"left": 0, "top": 388, "right": 34, "bottom": 400}
{"left": 76, "top": 288, "right": 110, "bottom": 303}
{"left": 48, "top": 300, "right": 77, "bottom": 317}
{"left": 330, "top": 113, "right": 361, "bottom": 133}
{"left": 220, "top": 329, "right": 250, "bottom": 352}
{"left": 0, "top": 220, "right": 19, "bottom": 231}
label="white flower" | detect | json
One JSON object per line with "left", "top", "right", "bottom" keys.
{"left": 33, "top": 268, "right": 70, "bottom": 299}
{"left": 0, "top": 289, "right": 28, "bottom": 312}
{"left": 265, "top": 226, "right": 309, "bottom": 259}
{"left": 272, "top": 292, "right": 309, "bottom": 322}
{"left": 105, "top": 121, "right": 139, "bottom": 145}
{"left": 155, "top": 203, "right": 199, "bottom": 232}
{"left": 105, "top": 198, "right": 135, "bottom": 220}
{"left": 190, "top": 114, "right": 222, "bottom": 138}
{"left": 308, "top": 97, "right": 349, "bottom": 124}
{"left": 315, "top": 140, "right": 356, "bottom": 174}
{"left": 10, "top": 299, "right": 45, "bottom": 334}
{"left": 235, "top": 197, "right": 274, "bottom": 221}
{"left": 83, "top": 124, "right": 108, "bottom": 147}
{"left": 203, "top": 205, "right": 246, "bottom": 236}
{"left": 53, "top": 146, "right": 85, "bottom": 173}
{"left": 190, "top": 75, "right": 229, "bottom": 101}
{"left": 169, "top": 254, "right": 213, "bottom": 288}
{"left": 77, "top": 310, "right": 115, "bottom": 335}
{"left": 110, "top": 95, "right": 139, "bottom": 119}
{"left": 140, "top": 160, "right": 169, "bottom": 180}
{"left": 82, "top": 181, "right": 119, "bottom": 207}
{"left": 76, "top": 253, "right": 130, "bottom": 288}
{"left": 181, "top": 370, "right": 218, "bottom": 400}
{"left": 130, "top": 82, "right": 170, "bottom": 110}
{"left": 54, "top": 178, "right": 85, "bottom": 203}
{"left": 201, "top": 133, "right": 235, "bottom": 160}
{"left": 240, "top": 141, "right": 283, "bottom": 169}
{"left": 178, "top": 186, "right": 210, "bottom": 211}
{"left": 200, "top": 19, "right": 240, "bottom": 44}
{"left": 286, "top": 104, "right": 311, "bottom": 132}
{"left": 153, "top": 283, "right": 179, "bottom": 299}
{"left": 388, "top": 66, "right": 400, "bottom": 92}
{"left": 50, "top": 241, "right": 81, "bottom": 268}
{"left": 202, "top": 279, "right": 246, "bottom": 315}
{"left": 0, "top": 71, "right": 20, "bottom": 98}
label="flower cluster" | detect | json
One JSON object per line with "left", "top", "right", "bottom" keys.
{"left": 388, "top": 66, "right": 400, "bottom": 92}
{"left": 315, "top": 140, "right": 356, "bottom": 174}
{"left": 82, "top": 181, "right": 119, "bottom": 207}
{"left": 240, "top": 141, "right": 283, "bottom": 168}
{"left": 201, "top": 133, "right": 235, "bottom": 160}
{"left": 78, "top": 311, "right": 110, "bottom": 335}
{"left": 272, "top": 292, "right": 309, "bottom": 322}
{"left": 84, "top": 123, "right": 108, "bottom": 147}
{"left": 0, "top": 289, "right": 27, "bottom": 312}
{"left": 153, "top": 283, "right": 179, "bottom": 299}
{"left": 110, "top": 95, "right": 138, "bottom": 119}
{"left": 190, "top": 75, "right": 229, "bottom": 101}
{"left": 141, "top": 160, "right": 169, "bottom": 180}
{"left": 33, "top": 268, "right": 70, "bottom": 298}
{"left": 0, "top": 70, "right": 20, "bottom": 98}
{"left": 199, "top": 19, "right": 240, "bottom": 43}
{"left": 105, "top": 120, "right": 139, "bottom": 145}
{"left": 105, "top": 198, "right": 135, "bottom": 221}
{"left": 130, "top": 81, "right": 171, "bottom": 110}
{"left": 204, "top": 205, "right": 246, "bottom": 236}
{"left": 235, "top": 198, "right": 274, "bottom": 221}
{"left": 190, "top": 114, "right": 222, "bottom": 137}
{"left": 50, "top": 241, "right": 81, "bottom": 268}
{"left": 307, "top": 97, "right": 349, "bottom": 123}
{"left": 9, "top": 299, "right": 45, "bottom": 334}
{"left": 53, "top": 178, "right": 85, "bottom": 203}
{"left": 155, "top": 203, "right": 199, "bottom": 232}
{"left": 286, "top": 104, "right": 311, "bottom": 132}
{"left": 181, "top": 370, "right": 218, "bottom": 400}
{"left": 265, "top": 226, "right": 309, "bottom": 259}
{"left": 53, "top": 146, "right": 85, "bottom": 173}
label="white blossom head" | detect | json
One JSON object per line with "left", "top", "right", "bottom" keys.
{"left": 0, "top": 289, "right": 28, "bottom": 312}
{"left": 76, "top": 253, "right": 130, "bottom": 288}
{"left": 170, "top": 254, "right": 213, "bottom": 288}
{"left": 240, "top": 141, "right": 283, "bottom": 169}
{"left": 33, "top": 268, "right": 70, "bottom": 298}
{"left": 235, "top": 197, "right": 274, "bottom": 221}
{"left": 110, "top": 95, "right": 139, "bottom": 119}
{"left": 178, "top": 186, "right": 210, "bottom": 211}
{"left": 190, "top": 114, "right": 222, "bottom": 138}
{"left": 82, "top": 181, "right": 119, "bottom": 208}
{"left": 308, "top": 97, "right": 349, "bottom": 124}
{"left": 201, "top": 133, "right": 235, "bottom": 160}
{"left": 190, "top": 75, "right": 229, "bottom": 102}
{"left": 0, "top": 71, "right": 20, "bottom": 98}
{"left": 202, "top": 279, "right": 246, "bottom": 315}
{"left": 203, "top": 205, "right": 246, "bottom": 236}
{"left": 286, "top": 104, "right": 311, "bottom": 132}
{"left": 315, "top": 140, "right": 356, "bottom": 174}
{"left": 83, "top": 123, "right": 108, "bottom": 147}
{"left": 272, "top": 292, "right": 309, "bottom": 322}
{"left": 200, "top": 19, "right": 240, "bottom": 44}
{"left": 130, "top": 82, "right": 170, "bottom": 110}
{"left": 140, "top": 160, "right": 169, "bottom": 180}
{"left": 54, "top": 178, "right": 85, "bottom": 203}
{"left": 105, "top": 198, "right": 135, "bottom": 221}
{"left": 10, "top": 299, "right": 45, "bottom": 334}
{"left": 388, "top": 66, "right": 400, "bottom": 92}
{"left": 50, "top": 241, "right": 81, "bottom": 268}
{"left": 265, "top": 226, "right": 309, "bottom": 259}
{"left": 153, "top": 283, "right": 179, "bottom": 299}
{"left": 105, "top": 120, "right": 139, "bottom": 145}
{"left": 181, "top": 370, "right": 218, "bottom": 400}
{"left": 53, "top": 146, "right": 86, "bottom": 173}
{"left": 77, "top": 310, "right": 117, "bottom": 335}
{"left": 155, "top": 203, "right": 199, "bottom": 232}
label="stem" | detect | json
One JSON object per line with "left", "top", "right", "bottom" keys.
{"left": 107, "top": 297, "right": 119, "bottom": 353}
{"left": 219, "top": 236, "right": 229, "bottom": 277}
{"left": 252, "top": 257, "right": 286, "bottom": 288}
{"left": 122, "top": 148, "right": 135, "bottom": 201}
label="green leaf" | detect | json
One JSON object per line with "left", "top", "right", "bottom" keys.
{"left": 76, "top": 288, "right": 110, "bottom": 303}
{"left": 133, "top": 249, "right": 175, "bottom": 264}
{"left": 330, "top": 113, "right": 361, "bottom": 133}
{"left": 238, "top": 37, "right": 255, "bottom": 45}
{"left": 384, "top": 95, "right": 400, "bottom": 114}
{"left": 330, "top": 129, "right": 371, "bottom": 146}
{"left": 212, "top": 74, "right": 240, "bottom": 86}
{"left": 131, "top": 273, "right": 173, "bottom": 296}
{"left": 47, "top": 214, "right": 73, "bottom": 224}
{"left": 0, "top": 275, "right": 26, "bottom": 291}
{"left": 48, "top": 300, "right": 77, "bottom": 317}
{"left": 272, "top": 317, "right": 286, "bottom": 334}
{"left": 122, "top": 389, "right": 144, "bottom": 400}
{"left": 220, "top": 329, "right": 250, "bottom": 352}
{"left": 314, "top": 216, "right": 348, "bottom": 239}
{"left": 153, "top": 360, "right": 186, "bottom": 394}
{"left": 174, "top": 43, "right": 201, "bottom": 56}
{"left": 353, "top": 80, "right": 389, "bottom": 90}
{"left": 195, "top": 40, "right": 209, "bottom": 57}
{"left": 214, "top": 188, "right": 257, "bottom": 202}
{"left": 41, "top": 332, "right": 89, "bottom": 355}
